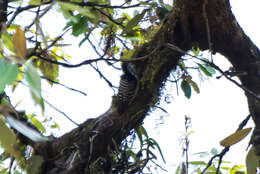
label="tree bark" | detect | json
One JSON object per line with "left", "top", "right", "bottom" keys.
{"left": 0, "top": 0, "right": 7, "bottom": 33}
{"left": 32, "top": 0, "right": 260, "bottom": 173}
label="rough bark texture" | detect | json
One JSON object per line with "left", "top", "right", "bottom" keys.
{"left": 28, "top": 0, "right": 260, "bottom": 173}
{"left": 0, "top": 0, "right": 7, "bottom": 33}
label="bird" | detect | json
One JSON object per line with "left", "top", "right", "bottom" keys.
{"left": 117, "top": 63, "right": 138, "bottom": 114}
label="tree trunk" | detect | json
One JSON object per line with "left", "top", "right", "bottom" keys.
{"left": 15, "top": 0, "right": 260, "bottom": 173}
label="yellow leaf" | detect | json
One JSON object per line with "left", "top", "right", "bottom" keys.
{"left": 13, "top": 27, "right": 26, "bottom": 62}
{"left": 33, "top": 52, "right": 59, "bottom": 85}
{"left": 220, "top": 127, "right": 252, "bottom": 147}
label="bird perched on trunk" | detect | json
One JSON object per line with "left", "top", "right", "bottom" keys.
{"left": 117, "top": 63, "right": 138, "bottom": 114}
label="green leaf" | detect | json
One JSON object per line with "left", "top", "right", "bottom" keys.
{"left": 0, "top": 152, "right": 10, "bottom": 161}
{"left": 58, "top": 2, "right": 97, "bottom": 19}
{"left": 193, "top": 151, "right": 210, "bottom": 158}
{"left": 181, "top": 80, "right": 191, "bottom": 99}
{"left": 135, "top": 127, "right": 143, "bottom": 147}
{"left": 186, "top": 78, "right": 200, "bottom": 94}
{"left": 24, "top": 62, "right": 44, "bottom": 110}
{"left": 204, "top": 64, "right": 216, "bottom": 75}
{"left": 31, "top": 117, "right": 46, "bottom": 133}
{"left": 198, "top": 59, "right": 216, "bottom": 76}
{"left": 210, "top": 148, "right": 218, "bottom": 155}
{"left": 0, "top": 59, "right": 18, "bottom": 92}
{"left": 26, "top": 155, "right": 44, "bottom": 174}
{"left": 121, "top": 49, "right": 135, "bottom": 60}
{"left": 123, "top": 9, "right": 147, "bottom": 34}
{"left": 148, "top": 138, "right": 166, "bottom": 163}
{"left": 246, "top": 147, "right": 260, "bottom": 174}
{"left": 146, "top": 149, "right": 157, "bottom": 159}
{"left": 24, "top": 62, "right": 41, "bottom": 98}
{"left": 72, "top": 16, "right": 88, "bottom": 36}
{"left": 13, "top": 171, "right": 22, "bottom": 174}
{"left": 28, "top": 0, "right": 41, "bottom": 5}
{"left": 174, "top": 165, "right": 180, "bottom": 174}
{"left": 1, "top": 168, "right": 8, "bottom": 174}
{"left": 59, "top": 7, "right": 73, "bottom": 19}
{"left": 1, "top": 31, "right": 14, "bottom": 53}
{"left": 135, "top": 125, "right": 149, "bottom": 148}
{"left": 28, "top": 0, "right": 48, "bottom": 5}
{"left": 189, "top": 161, "right": 207, "bottom": 166}
{"left": 34, "top": 56, "right": 59, "bottom": 85}
{"left": 198, "top": 63, "right": 212, "bottom": 77}
{"left": 178, "top": 60, "right": 187, "bottom": 73}
{"left": 0, "top": 118, "right": 20, "bottom": 159}
{"left": 50, "top": 123, "right": 59, "bottom": 129}
{"left": 139, "top": 125, "right": 148, "bottom": 139}
{"left": 31, "top": 92, "right": 45, "bottom": 111}
{"left": 79, "top": 30, "right": 93, "bottom": 47}
{"left": 192, "top": 46, "right": 200, "bottom": 56}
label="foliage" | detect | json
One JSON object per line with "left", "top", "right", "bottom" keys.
{"left": 0, "top": 0, "right": 257, "bottom": 173}
{"left": 220, "top": 128, "right": 252, "bottom": 147}
{"left": 0, "top": 0, "right": 177, "bottom": 172}
{"left": 175, "top": 148, "right": 246, "bottom": 174}
{"left": 246, "top": 146, "right": 260, "bottom": 173}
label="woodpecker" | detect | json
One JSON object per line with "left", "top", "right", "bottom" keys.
{"left": 117, "top": 63, "right": 138, "bottom": 114}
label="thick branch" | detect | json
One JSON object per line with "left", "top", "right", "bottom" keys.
{"left": 37, "top": 2, "right": 187, "bottom": 173}
{"left": 179, "top": 0, "right": 260, "bottom": 154}
{"left": 34, "top": 0, "right": 260, "bottom": 173}
{"left": 0, "top": 0, "right": 7, "bottom": 33}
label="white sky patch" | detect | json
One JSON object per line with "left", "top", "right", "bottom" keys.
{"left": 5, "top": 0, "right": 260, "bottom": 173}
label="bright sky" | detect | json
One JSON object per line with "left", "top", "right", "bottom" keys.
{"left": 6, "top": 0, "right": 260, "bottom": 173}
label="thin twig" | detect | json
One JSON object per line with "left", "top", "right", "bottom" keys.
{"left": 35, "top": 44, "right": 160, "bottom": 68}
{"left": 150, "top": 159, "right": 168, "bottom": 172}
{"left": 34, "top": 5, "right": 41, "bottom": 45}
{"left": 208, "top": 63, "right": 260, "bottom": 101}
{"left": 201, "top": 147, "right": 230, "bottom": 174}
{"left": 26, "top": 5, "right": 52, "bottom": 29}
{"left": 27, "top": 28, "right": 70, "bottom": 60}
{"left": 37, "top": 55, "right": 104, "bottom": 68}
{"left": 43, "top": 28, "right": 71, "bottom": 51}
{"left": 68, "top": 1, "right": 146, "bottom": 9}
{"left": 18, "top": 81, "right": 79, "bottom": 126}
{"left": 88, "top": 37, "right": 121, "bottom": 71}
{"left": 87, "top": 38, "right": 104, "bottom": 57}
{"left": 43, "top": 99, "right": 79, "bottom": 126}
{"left": 7, "top": 2, "right": 51, "bottom": 27}
{"left": 95, "top": 8, "right": 124, "bottom": 27}
{"left": 202, "top": 115, "right": 251, "bottom": 173}
{"left": 41, "top": 76, "right": 87, "bottom": 96}
{"left": 90, "top": 64, "right": 115, "bottom": 89}
{"left": 116, "top": 36, "right": 131, "bottom": 50}
{"left": 237, "top": 115, "right": 251, "bottom": 131}
{"left": 165, "top": 43, "right": 260, "bottom": 101}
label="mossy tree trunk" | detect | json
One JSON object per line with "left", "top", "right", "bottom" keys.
{"left": 16, "top": 0, "right": 260, "bottom": 173}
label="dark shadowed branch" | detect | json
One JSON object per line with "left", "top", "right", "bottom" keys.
{"left": 0, "top": 0, "right": 8, "bottom": 33}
